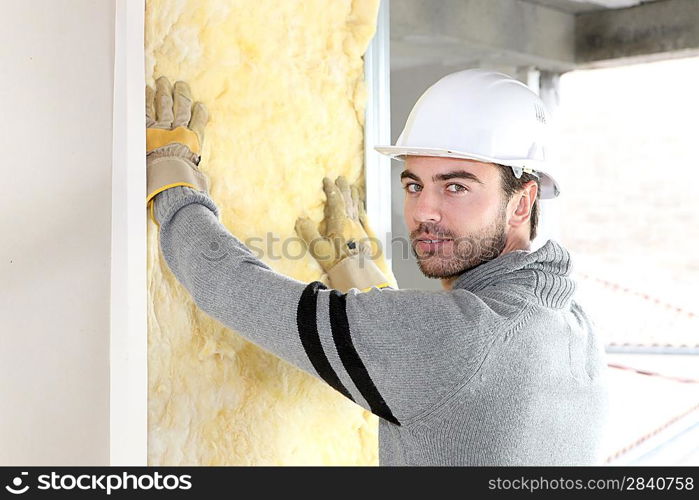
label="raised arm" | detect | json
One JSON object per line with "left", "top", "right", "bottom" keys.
{"left": 153, "top": 185, "right": 523, "bottom": 425}
{"left": 145, "top": 76, "right": 524, "bottom": 426}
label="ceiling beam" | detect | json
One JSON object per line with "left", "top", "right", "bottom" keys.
{"left": 391, "top": 0, "right": 576, "bottom": 72}
{"left": 576, "top": 0, "right": 699, "bottom": 67}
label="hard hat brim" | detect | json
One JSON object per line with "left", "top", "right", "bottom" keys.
{"left": 375, "top": 145, "right": 502, "bottom": 165}
{"left": 374, "top": 145, "right": 560, "bottom": 199}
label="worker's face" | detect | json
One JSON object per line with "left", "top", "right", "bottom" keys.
{"left": 402, "top": 156, "right": 508, "bottom": 279}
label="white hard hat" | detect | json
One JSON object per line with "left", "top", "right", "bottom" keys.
{"left": 375, "top": 69, "right": 560, "bottom": 199}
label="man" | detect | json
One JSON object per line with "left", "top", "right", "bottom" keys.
{"left": 145, "top": 69, "right": 609, "bottom": 465}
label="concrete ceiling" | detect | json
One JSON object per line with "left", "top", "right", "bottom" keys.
{"left": 391, "top": 0, "right": 696, "bottom": 72}
{"left": 524, "top": 0, "right": 658, "bottom": 14}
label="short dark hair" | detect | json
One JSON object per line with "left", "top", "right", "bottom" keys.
{"left": 496, "top": 165, "right": 540, "bottom": 241}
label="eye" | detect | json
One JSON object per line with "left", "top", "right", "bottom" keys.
{"left": 447, "top": 183, "right": 468, "bottom": 193}
{"left": 402, "top": 182, "right": 421, "bottom": 193}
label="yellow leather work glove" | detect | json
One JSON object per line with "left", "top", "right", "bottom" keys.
{"left": 146, "top": 76, "right": 210, "bottom": 225}
{"left": 295, "top": 175, "right": 398, "bottom": 292}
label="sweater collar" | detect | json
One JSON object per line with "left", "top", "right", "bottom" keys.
{"left": 451, "top": 239, "right": 575, "bottom": 306}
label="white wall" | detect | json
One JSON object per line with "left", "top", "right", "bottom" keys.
{"left": 0, "top": 0, "right": 115, "bottom": 465}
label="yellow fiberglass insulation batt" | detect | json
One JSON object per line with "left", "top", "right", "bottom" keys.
{"left": 145, "top": 0, "right": 395, "bottom": 465}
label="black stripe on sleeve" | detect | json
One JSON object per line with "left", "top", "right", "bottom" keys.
{"left": 328, "top": 290, "right": 401, "bottom": 426}
{"left": 297, "top": 281, "right": 355, "bottom": 402}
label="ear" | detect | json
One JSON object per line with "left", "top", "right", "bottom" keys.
{"left": 507, "top": 180, "right": 538, "bottom": 229}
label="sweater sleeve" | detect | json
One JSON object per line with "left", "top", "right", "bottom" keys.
{"left": 153, "top": 186, "right": 520, "bottom": 426}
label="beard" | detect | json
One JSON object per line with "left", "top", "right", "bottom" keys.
{"left": 410, "top": 205, "right": 508, "bottom": 280}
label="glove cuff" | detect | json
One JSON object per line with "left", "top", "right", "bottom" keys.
{"left": 327, "top": 252, "right": 393, "bottom": 293}
{"left": 147, "top": 155, "right": 209, "bottom": 201}
{"left": 146, "top": 155, "right": 211, "bottom": 226}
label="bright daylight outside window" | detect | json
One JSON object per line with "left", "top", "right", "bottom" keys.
{"left": 555, "top": 56, "right": 699, "bottom": 465}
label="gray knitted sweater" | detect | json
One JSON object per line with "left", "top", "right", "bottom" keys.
{"left": 153, "top": 186, "right": 610, "bottom": 466}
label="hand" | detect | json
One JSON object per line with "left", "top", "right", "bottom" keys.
{"left": 295, "top": 176, "right": 395, "bottom": 291}
{"left": 145, "top": 77, "right": 210, "bottom": 220}
{"left": 295, "top": 176, "right": 373, "bottom": 271}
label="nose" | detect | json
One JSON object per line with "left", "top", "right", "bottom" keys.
{"left": 409, "top": 185, "right": 442, "bottom": 224}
